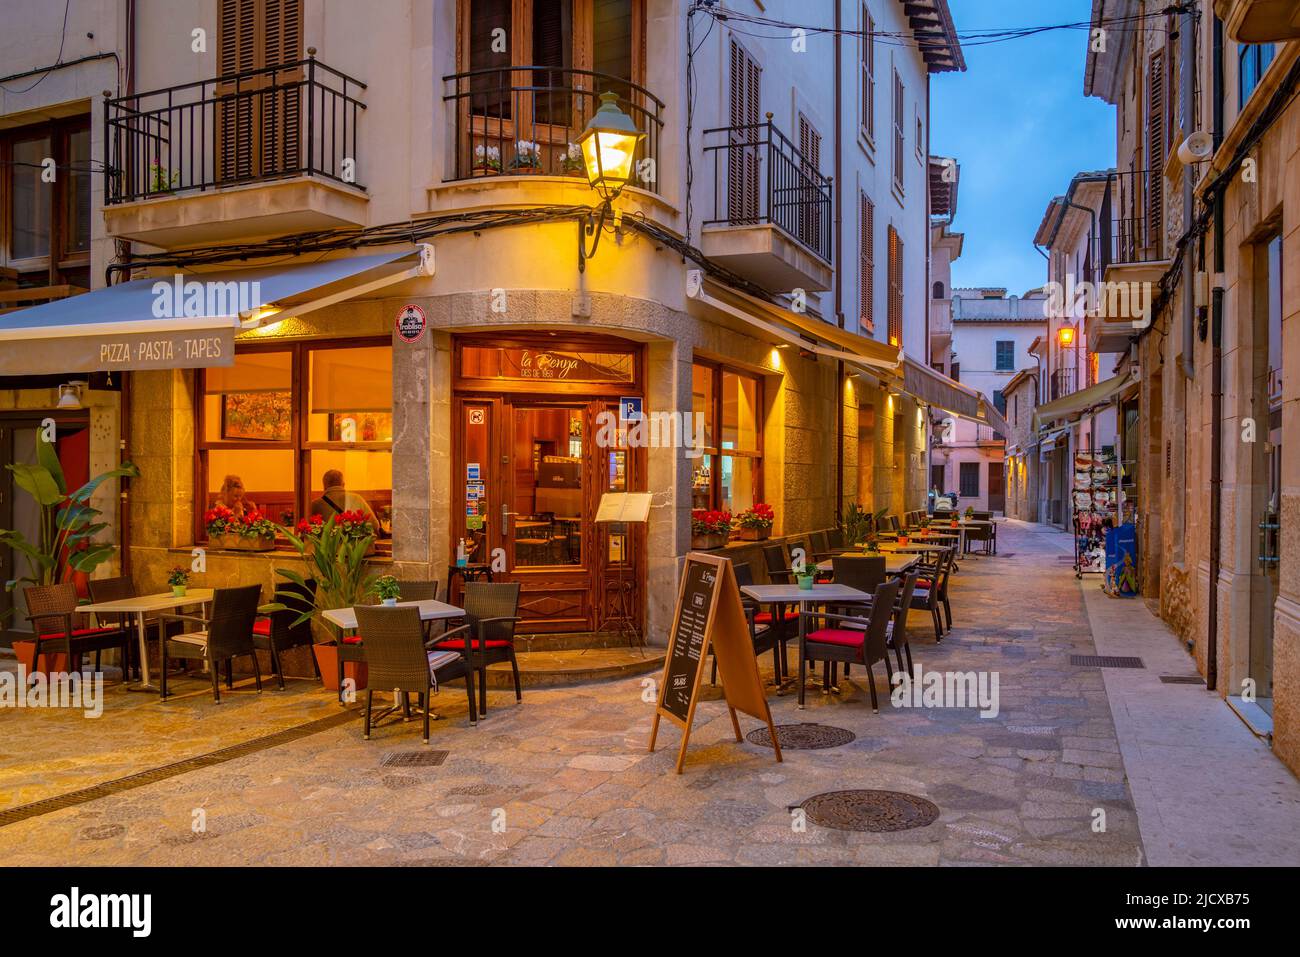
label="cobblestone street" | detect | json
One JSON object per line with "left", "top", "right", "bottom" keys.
{"left": 0, "top": 521, "right": 1199, "bottom": 866}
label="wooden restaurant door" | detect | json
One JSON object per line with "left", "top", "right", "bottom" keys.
{"left": 452, "top": 336, "right": 645, "bottom": 633}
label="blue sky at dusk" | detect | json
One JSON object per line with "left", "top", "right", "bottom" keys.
{"left": 931, "top": 0, "right": 1117, "bottom": 295}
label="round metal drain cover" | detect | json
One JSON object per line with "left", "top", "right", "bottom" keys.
{"left": 746, "top": 723, "right": 856, "bottom": 750}
{"left": 798, "top": 789, "right": 940, "bottom": 832}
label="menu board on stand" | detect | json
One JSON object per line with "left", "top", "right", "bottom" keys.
{"left": 648, "top": 552, "right": 782, "bottom": 774}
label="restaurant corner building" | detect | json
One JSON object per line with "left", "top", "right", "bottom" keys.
{"left": 0, "top": 1, "right": 983, "bottom": 662}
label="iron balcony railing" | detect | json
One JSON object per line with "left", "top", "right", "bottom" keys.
{"left": 702, "top": 119, "right": 833, "bottom": 263}
{"left": 1107, "top": 168, "right": 1166, "bottom": 266}
{"left": 105, "top": 54, "right": 366, "bottom": 204}
{"left": 1050, "top": 368, "right": 1076, "bottom": 401}
{"left": 441, "top": 66, "right": 664, "bottom": 193}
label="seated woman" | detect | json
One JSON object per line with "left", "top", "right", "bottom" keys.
{"left": 216, "top": 474, "right": 259, "bottom": 518}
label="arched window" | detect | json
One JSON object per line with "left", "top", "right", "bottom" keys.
{"left": 932, "top": 281, "right": 945, "bottom": 299}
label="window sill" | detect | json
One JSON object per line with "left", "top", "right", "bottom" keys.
{"left": 176, "top": 545, "right": 394, "bottom": 563}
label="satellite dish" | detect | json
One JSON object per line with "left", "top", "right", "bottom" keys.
{"left": 1177, "top": 130, "right": 1213, "bottom": 165}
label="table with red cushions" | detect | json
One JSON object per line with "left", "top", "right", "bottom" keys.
{"left": 322, "top": 599, "right": 465, "bottom": 704}
{"left": 740, "top": 583, "right": 872, "bottom": 709}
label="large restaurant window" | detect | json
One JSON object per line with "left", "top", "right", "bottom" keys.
{"left": 197, "top": 341, "right": 393, "bottom": 548}
{"left": 691, "top": 361, "right": 763, "bottom": 515}
{"left": 1, "top": 117, "right": 91, "bottom": 287}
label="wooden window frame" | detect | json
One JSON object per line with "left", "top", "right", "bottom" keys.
{"left": 194, "top": 336, "right": 394, "bottom": 548}
{"left": 0, "top": 116, "right": 92, "bottom": 282}
{"left": 860, "top": 190, "right": 875, "bottom": 334}
{"left": 892, "top": 68, "right": 905, "bottom": 195}
{"left": 959, "top": 461, "right": 981, "bottom": 498}
{"left": 995, "top": 339, "right": 1014, "bottom": 372}
{"left": 693, "top": 358, "right": 764, "bottom": 515}
{"left": 860, "top": 4, "right": 875, "bottom": 143}
{"left": 887, "top": 224, "right": 903, "bottom": 348}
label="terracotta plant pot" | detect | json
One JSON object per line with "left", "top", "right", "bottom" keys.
{"left": 691, "top": 533, "right": 727, "bottom": 550}
{"left": 212, "top": 532, "right": 276, "bottom": 552}
{"left": 312, "top": 643, "right": 368, "bottom": 692}
{"left": 737, "top": 526, "right": 771, "bottom": 541}
{"left": 12, "top": 639, "right": 71, "bottom": 677}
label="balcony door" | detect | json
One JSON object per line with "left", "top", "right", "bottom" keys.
{"left": 727, "top": 38, "right": 761, "bottom": 224}
{"left": 217, "top": 0, "right": 303, "bottom": 183}
{"left": 455, "top": 0, "right": 644, "bottom": 177}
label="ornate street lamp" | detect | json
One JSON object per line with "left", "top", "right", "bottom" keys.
{"left": 576, "top": 92, "right": 646, "bottom": 271}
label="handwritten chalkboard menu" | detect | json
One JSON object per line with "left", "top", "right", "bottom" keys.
{"left": 649, "top": 553, "right": 782, "bottom": 773}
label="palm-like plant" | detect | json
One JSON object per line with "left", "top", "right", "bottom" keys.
{"left": 0, "top": 437, "right": 137, "bottom": 592}
{"left": 265, "top": 515, "right": 378, "bottom": 631}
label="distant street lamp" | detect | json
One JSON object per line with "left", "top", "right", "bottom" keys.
{"left": 576, "top": 92, "right": 646, "bottom": 271}
{"left": 1057, "top": 324, "right": 1076, "bottom": 347}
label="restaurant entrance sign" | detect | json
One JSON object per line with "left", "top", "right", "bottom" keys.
{"left": 649, "top": 552, "right": 782, "bottom": 773}
{"left": 0, "top": 327, "right": 236, "bottom": 374}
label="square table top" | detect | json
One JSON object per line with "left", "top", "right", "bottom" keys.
{"left": 79, "top": 589, "right": 216, "bottom": 614}
{"left": 322, "top": 599, "right": 464, "bottom": 631}
{"left": 815, "top": 554, "right": 919, "bottom": 575}
{"left": 742, "top": 583, "right": 871, "bottom": 604}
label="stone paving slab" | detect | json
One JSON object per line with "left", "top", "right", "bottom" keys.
{"left": 0, "top": 522, "right": 1151, "bottom": 866}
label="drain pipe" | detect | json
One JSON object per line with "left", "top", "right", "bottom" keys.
{"left": 1206, "top": 12, "right": 1226, "bottom": 691}
{"left": 833, "top": 2, "right": 845, "bottom": 518}
{"left": 1179, "top": 4, "right": 1196, "bottom": 381}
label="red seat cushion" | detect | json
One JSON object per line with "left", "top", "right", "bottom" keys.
{"left": 38, "top": 626, "right": 122, "bottom": 640}
{"left": 341, "top": 634, "right": 364, "bottom": 645}
{"left": 753, "top": 609, "right": 794, "bottom": 624}
{"left": 252, "top": 618, "right": 272, "bottom": 636}
{"left": 430, "top": 638, "right": 512, "bottom": 651}
{"left": 806, "top": 628, "right": 866, "bottom": 648}
{"left": 916, "top": 578, "right": 933, "bottom": 588}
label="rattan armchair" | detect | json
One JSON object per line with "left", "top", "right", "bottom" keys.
{"left": 86, "top": 576, "right": 139, "bottom": 678}
{"left": 24, "top": 582, "right": 130, "bottom": 678}
{"left": 428, "top": 581, "right": 521, "bottom": 718}
{"left": 253, "top": 577, "right": 318, "bottom": 690}
{"left": 353, "top": 605, "right": 477, "bottom": 740}
{"left": 800, "top": 579, "right": 901, "bottom": 713}
{"left": 909, "top": 547, "right": 954, "bottom": 640}
{"left": 158, "top": 584, "right": 263, "bottom": 702}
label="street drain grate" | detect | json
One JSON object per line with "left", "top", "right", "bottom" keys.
{"left": 746, "top": 723, "right": 856, "bottom": 750}
{"left": 1159, "top": 675, "right": 1205, "bottom": 685}
{"left": 0, "top": 710, "right": 356, "bottom": 829}
{"left": 1070, "top": 655, "right": 1145, "bottom": 669}
{"left": 796, "top": 789, "right": 940, "bottom": 832}
{"left": 381, "top": 750, "right": 449, "bottom": 768}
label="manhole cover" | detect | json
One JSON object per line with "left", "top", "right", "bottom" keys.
{"left": 1070, "top": 655, "right": 1144, "bottom": 669}
{"left": 381, "top": 750, "right": 449, "bottom": 768}
{"left": 1159, "top": 675, "right": 1205, "bottom": 685}
{"left": 797, "top": 789, "right": 939, "bottom": 832}
{"left": 746, "top": 723, "right": 856, "bottom": 750}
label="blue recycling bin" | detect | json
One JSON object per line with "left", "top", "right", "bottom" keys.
{"left": 1104, "top": 522, "right": 1138, "bottom": 596}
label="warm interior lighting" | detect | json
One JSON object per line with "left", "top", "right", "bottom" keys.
{"left": 578, "top": 92, "right": 645, "bottom": 203}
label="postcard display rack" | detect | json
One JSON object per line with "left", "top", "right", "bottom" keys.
{"left": 1071, "top": 452, "right": 1133, "bottom": 579}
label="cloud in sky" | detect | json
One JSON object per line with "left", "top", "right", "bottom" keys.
{"left": 932, "top": 0, "right": 1116, "bottom": 295}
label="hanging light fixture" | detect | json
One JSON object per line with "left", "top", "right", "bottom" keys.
{"left": 57, "top": 381, "right": 86, "bottom": 410}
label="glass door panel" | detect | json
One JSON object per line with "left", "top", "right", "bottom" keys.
{"left": 510, "top": 405, "right": 583, "bottom": 568}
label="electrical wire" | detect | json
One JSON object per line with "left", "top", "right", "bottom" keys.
{"left": 1, "top": 0, "right": 72, "bottom": 95}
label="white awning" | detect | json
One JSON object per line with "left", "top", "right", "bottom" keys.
{"left": 0, "top": 246, "right": 433, "bottom": 374}
{"left": 1034, "top": 372, "right": 1132, "bottom": 428}
{"left": 1039, "top": 428, "right": 1070, "bottom": 454}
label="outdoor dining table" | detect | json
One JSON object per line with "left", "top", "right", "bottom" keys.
{"left": 815, "top": 553, "right": 920, "bottom": 576}
{"left": 740, "top": 582, "right": 873, "bottom": 709}
{"left": 78, "top": 589, "right": 215, "bottom": 692}
{"left": 321, "top": 598, "right": 465, "bottom": 704}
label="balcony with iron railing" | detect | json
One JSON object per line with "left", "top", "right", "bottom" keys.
{"left": 102, "top": 52, "right": 369, "bottom": 248}
{"left": 441, "top": 66, "right": 664, "bottom": 192}
{"left": 698, "top": 118, "right": 833, "bottom": 293}
{"left": 1104, "top": 169, "right": 1170, "bottom": 270}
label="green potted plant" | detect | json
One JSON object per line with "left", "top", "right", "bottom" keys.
{"left": 265, "top": 515, "right": 379, "bottom": 692}
{"left": 690, "top": 509, "right": 732, "bottom": 550}
{"left": 964, "top": 505, "right": 975, "bottom": 520}
{"left": 560, "top": 141, "right": 585, "bottom": 176}
{"left": 509, "top": 139, "right": 543, "bottom": 173}
{"left": 167, "top": 567, "right": 191, "bottom": 598}
{"left": 473, "top": 144, "right": 502, "bottom": 175}
{"left": 861, "top": 507, "right": 891, "bottom": 553}
{"left": 371, "top": 574, "right": 401, "bottom": 607}
{"left": 734, "top": 503, "right": 774, "bottom": 541}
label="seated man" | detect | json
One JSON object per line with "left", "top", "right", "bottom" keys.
{"left": 309, "top": 469, "right": 379, "bottom": 527}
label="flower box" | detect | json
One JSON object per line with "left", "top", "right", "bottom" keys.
{"left": 211, "top": 532, "right": 277, "bottom": 552}
{"left": 736, "top": 526, "right": 771, "bottom": 541}
{"left": 691, "top": 533, "right": 728, "bottom": 550}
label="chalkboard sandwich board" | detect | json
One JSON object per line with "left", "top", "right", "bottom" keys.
{"left": 649, "top": 552, "right": 782, "bottom": 773}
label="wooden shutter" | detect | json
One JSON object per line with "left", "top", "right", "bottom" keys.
{"left": 859, "top": 192, "right": 874, "bottom": 332}
{"left": 892, "top": 71, "right": 904, "bottom": 189}
{"left": 887, "top": 226, "right": 902, "bottom": 347}
{"left": 1146, "top": 50, "right": 1165, "bottom": 255}
{"left": 728, "top": 38, "right": 760, "bottom": 224}
{"left": 797, "top": 113, "right": 821, "bottom": 250}
{"left": 862, "top": 6, "right": 874, "bottom": 138}
{"left": 217, "top": 0, "right": 302, "bottom": 183}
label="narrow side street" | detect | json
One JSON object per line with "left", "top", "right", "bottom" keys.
{"left": 6, "top": 521, "right": 1293, "bottom": 866}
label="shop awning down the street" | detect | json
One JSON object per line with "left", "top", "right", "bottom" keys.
{"left": 0, "top": 246, "right": 433, "bottom": 375}
{"left": 898, "top": 356, "right": 1012, "bottom": 434}
{"left": 1034, "top": 371, "right": 1132, "bottom": 428}
{"left": 685, "top": 270, "right": 901, "bottom": 374}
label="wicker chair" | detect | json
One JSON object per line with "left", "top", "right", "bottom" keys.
{"left": 909, "top": 547, "right": 954, "bottom": 640}
{"left": 887, "top": 570, "right": 920, "bottom": 674}
{"left": 428, "top": 582, "right": 521, "bottom": 718}
{"left": 158, "top": 584, "right": 263, "bottom": 702}
{"left": 800, "top": 579, "right": 901, "bottom": 713}
{"left": 710, "top": 562, "right": 783, "bottom": 685}
{"left": 353, "top": 605, "right": 477, "bottom": 741}
{"left": 394, "top": 579, "right": 439, "bottom": 600}
{"left": 24, "top": 582, "right": 130, "bottom": 677}
{"left": 252, "top": 577, "right": 318, "bottom": 690}
{"left": 830, "top": 554, "right": 887, "bottom": 594}
{"left": 761, "top": 543, "right": 792, "bottom": 584}
{"left": 86, "top": 576, "right": 139, "bottom": 678}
